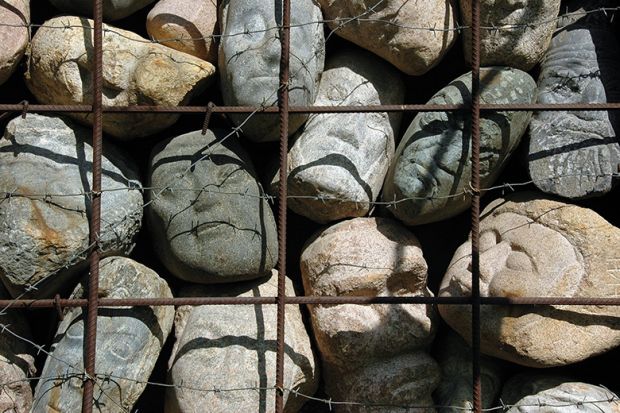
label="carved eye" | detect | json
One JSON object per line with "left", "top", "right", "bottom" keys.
{"left": 505, "top": 250, "right": 533, "bottom": 272}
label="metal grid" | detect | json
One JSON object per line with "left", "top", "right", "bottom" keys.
{"left": 0, "top": 0, "right": 618, "bottom": 412}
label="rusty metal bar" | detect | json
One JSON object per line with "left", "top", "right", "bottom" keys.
{"left": 275, "top": 0, "right": 291, "bottom": 410}
{"left": 81, "top": 0, "right": 103, "bottom": 411}
{"left": 469, "top": 0, "right": 482, "bottom": 411}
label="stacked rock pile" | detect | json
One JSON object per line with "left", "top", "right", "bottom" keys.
{"left": 0, "top": 0, "right": 618, "bottom": 412}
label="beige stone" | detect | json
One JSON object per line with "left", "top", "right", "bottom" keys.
{"left": 318, "top": 0, "right": 458, "bottom": 75}
{"left": 165, "top": 271, "right": 318, "bottom": 413}
{"left": 0, "top": 0, "right": 29, "bottom": 86}
{"left": 147, "top": 0, "right": 218, "bottom": 63}
{"left": 301, "top": 217, "right": 438, "bottom": 410}
{"left": 25, "top": 16, "right": 215, "bottom": 140}
{"left": 460, "top": 0, "right": 561, "bottom": 70}
{"left": 439, "top": 192, "right": 620, "bottom": 367}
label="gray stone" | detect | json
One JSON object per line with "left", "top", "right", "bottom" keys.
{"left": 506, "top": 382, "right": 620, "bottom": 413}
{"left": 301, "top": 217, "right": 439, "bottom": 410}
{"left": 318, "top": 0, "right": 458, "bottom": 76}
{"left": 500, "top": 373, "right": 573, "bottom": 407}
{"left": 433, "top": 329, "right": 505, "bottom": 413}
{"left": 461, "top": 0, "right": 561, "bottom": 71}
{"left": 147, "top": 0, "right": 218, "bottom": 63}
{"left": 271, "top": 48, "right": 404, "bottom": 223}
{"left": 0, "top": 0, "right": 29, "bottom": 86}
{"left": 147, "top": 128, "right": 278, "bottom": 284}
{"left": 0, "top": 284, "right": 35, "bottom": 413}
{"left": 439, "top": 193, "right": 620, "bottom": 367}
{"left": 25, "top": 16, "right": 215, "bottom": 140}
{"left": 0, "top": 114, "right": 143, "bottom": 298}
{"left": 32, "top": 257, "right": 174, "bottom": 413}
{"left": 48, "top": 0, "right": 156, "bottom": 21}
{"left": 382, "top": 67, "right": 536, "bottom": 226}
{"left": 219, "top": 0, "right": 324, "bottom": 142}
{"left": 528, "top": 1, "right": 620, "bottom": 198}
{"left": 165, "top": 271, "right": 318, "bottom": 413}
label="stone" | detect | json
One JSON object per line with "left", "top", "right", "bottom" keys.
{"left": 271, "top": 48, "right": 404, "bottom": 223}
{"left": 500, "top": 373, "right": 573, "bottom": 407}
{"left": 147, "top": 128, "right": 278, "bottom": 284}
{"left": 318, "top": 0, "right": 458, "bottom": 75}
{"left": 25, "top": 16, "right": 215, "bottom": 140}
{"left": 0, "top": 114, "right": 143, "bottom": 298}
{"left": 439, "top": 193, "right": 620, "bottom": 367}
{"left": 382, "top": 67, "right": 536, "bottom": 226}
{"left": 146, "top": 0, "right": 218, "bottom": 63}
{"left": 48, "top": 0, "right": 156, "bottom": 21}
{"left": 528, "top": 1, "right": 620, "bottom": 199}
{"left": 0, "top": 284, "right": 35, "bottom": 413}
{"left": 506, "top": 382, "right": 620, "bottom": 413}
{"left": 433, "top": 329, "right": 505, "bottom": 413}
{"left": 301, "top": 217, "right": 439, "bottom": 409}
{"left": 165, "top": 271, "right": 318, "bottom": 413}
{"left": 219, "top": 0, "right": 324, "bottom": 142}
{"left": 32, "top": 257, "right": 174, "bottom": 413}
{"left": 460, "top": 0, "right": 561, "bottom": 71}
{"left": 0, "top": 0, "right": 29, "bottom": 86}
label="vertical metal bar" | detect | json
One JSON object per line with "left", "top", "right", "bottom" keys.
{"left": 82, "top": 0, "right": 104, "bottom": 411}
{"left": 275, "top": 0, "right": 291, "bottom": 411}
{"left": 469, "top": 0, "right": 482, "bottom": 412}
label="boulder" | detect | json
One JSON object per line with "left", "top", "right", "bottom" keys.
{"left": 272, "top": 48, "right": 404, "bottom": 223}
{"left": 439, "top": 193, "right": 620, "bottom": 367}
{"left": 147, "top": 128, "right": 278, "bottom": 283}
{"left": 318, "top": 0, "right": 458, "bottom": 75}
{"left": 25, "top": 16, "right": 215, "bottom": 140}
{"left": 506, "top": 382, "right": 620, "bottom": 413}
{"left": 460, "top": 0, "right": 561, "bottom": 70}
{"left": 528, "top": 0, "right": 620, "bottom": 198}
{"left": 301, "top": 217, "right": 439, "bottom": 409}
{"left": 147, "top": 0, "right": 218, "bottom": 63}
{"left": 219, "top": 0, "right": 324, "bottom": 142}
{"left": 382, "top": 67, "right": 536, "bottom": 225}
{"left": 32, "top": 257, "right": 174, "bottom": 413}
{"left": 48, "top": 0, "right": 156, "bottom": 21}
{"left": 0, "top": 284, "right": 35, "bottom": 413}
{"left": 165, "top": 272, "right": 318, "bottom": 413}
{"left": 0, "top": 114, "right": 143, "bottom": 298}
{"left": 500, "top": 373, "right": 573, "bottom": 407}
{"left": 0, "top": 0, "right": 29, "bottom": 86}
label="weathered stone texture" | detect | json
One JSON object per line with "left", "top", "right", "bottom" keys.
{"left": 0, "top": 0, "right": 29, "bottom": 86}
{"left": 48, "top": 0, "right": 155, "bottom": 21}
{"left": 507, "top": 382, "right": 620, "bottom": 413}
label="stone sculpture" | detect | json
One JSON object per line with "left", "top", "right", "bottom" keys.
{"left": 529, "top": 0, "right": 620, "bottom": 198}
{"left": 25, "top": 16, "right": 215, "bottom": 139}
{"left": 147, "top": 128, "right": 278, "bottom": 284}
{"left": 0, "top": 0, "right": 29, "bottom": 86}
{"left": 32, "top": 257, "right": 174, "bottom": 413}
{"left": 219, "top": 0, "right": 325, "bottom": 142}
{"left": 166, "top": 272, "right": 318, "bottom": 413}
{"left": 439, "top": 193, "right": 620, "bottom": 367}
{"left": 383, "top": 67, "right": 536, "bottom": 225}
{"left": 301, "top": 217, "right": 439, "bottom": 410}
{"left": 0, "top": 114, "right": 143, "bottom": 298}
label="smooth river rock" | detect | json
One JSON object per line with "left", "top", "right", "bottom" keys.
{"left": 301, "top": 217, "right": 439, "bottom": 410}
{"left": 26, "top": 16, "right": 215, "bottom": 139}
{"left": 529, "top": 1, "right": 620, "bottom": 198}
{"left": 506, "top": 382, "right": 620, "bottom": 413}
{"left": 318, "top": 0, "right": 458, "bottom": 75}
{"left": 382, "top": 67, "right": 536, "bottom": 225}
{"left": 146, "top": 0, "right": 218, "bottom": 63}
{"left": 500, "top": 373, "right": 574, "bottom": 407}
{"left": 439, "top": 193, "right": 620, "bottom": 367}
{"left": 0, "top": 284, "right": 35, "bottom": 413}
{"left": 0, "top": 0, "right": 29, "bottom": 86}
{"left": 461, "top": 0, "right": 561, "bottom": 70}
{"left": 273, "top": 48, "right": 404, "bottom": 223}
{"left": 0, "top": 114, "right": 143, "bottom": 298}
{"left": 165, "top": 272, "right": 318, "bottom": 413}
{"left": 48, "top": 0, "right": 155, "bottom": 20}
{"left": 147, "top": 129, "right": 278, "bottom": 284}
{"left": 32, "top": 257, "right": 174, "bottom": 413}
{"left": 219, "top": 0, "right": 325, "bottom": 142}
{"left": 433, "top": 329, "right": 506, "bottom": 413}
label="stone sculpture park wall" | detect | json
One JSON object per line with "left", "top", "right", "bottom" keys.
{"left": 0, "top": 0, "right": 619, "bottom": 412}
